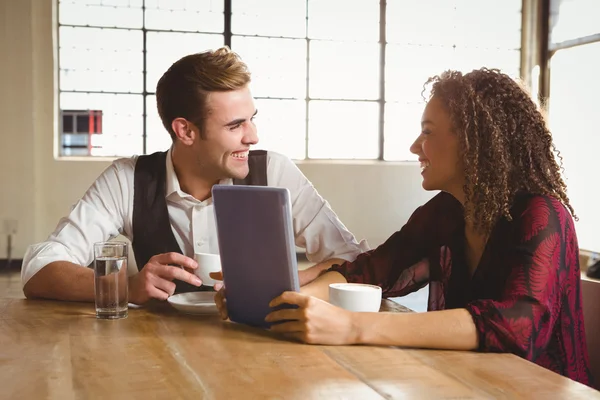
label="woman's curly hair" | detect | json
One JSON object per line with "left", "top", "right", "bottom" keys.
{"left": 424, "top": 68, "right": 575, "bottom": 235}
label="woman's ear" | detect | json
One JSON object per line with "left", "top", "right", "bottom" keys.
{"left": 171, "top": 118, "right": 197, "bottom": 146}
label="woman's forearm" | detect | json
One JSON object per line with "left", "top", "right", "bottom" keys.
{"left": 300, "top": 270, "right": 347, "bottom": 301}
{"left": 298, "top": 258, "right": 346, "bottom": 285}
{"left": 353, "top": 308, "right": 479, "bottom": 350}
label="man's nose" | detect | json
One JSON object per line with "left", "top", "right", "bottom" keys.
{"left": 243, "top": 122, "right": 258, "bottom": 145}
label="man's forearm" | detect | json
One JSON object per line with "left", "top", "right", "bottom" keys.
{"left": 23, "top": 261, "right": 96, "bottom": 302}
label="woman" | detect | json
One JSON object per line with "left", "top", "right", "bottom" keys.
{"left": 257, "top": 68, "right": 592, "bottom": 386}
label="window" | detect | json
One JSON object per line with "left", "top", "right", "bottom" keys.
{"left": 61, "top": 109, "right": 103, "bottom": 155}
{"left": 58, "top": 0, "right": 223, "bottom": 157}
{"left": 58, "top": 0, "right": 523, "bottom": 160}
{"left": 550, "top": 0, "right": 600, "bottom": 43}
{"left": 385, "top": 0, "right": 522, "bottom": 160}
{"left": 545, "top": 0, "right": 600, "bottom": 251}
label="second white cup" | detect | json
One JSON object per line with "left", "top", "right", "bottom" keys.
{"left": 329, "top": 283, "right": 382, "bottom": 312}
{"left": 193, "top": 253, "right": 221, "bottom": 286}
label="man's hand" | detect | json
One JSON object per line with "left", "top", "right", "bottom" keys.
{"left": 209, "top": 271, "right": 229, "bottom": 320}
{"left": 128, "top": 252, "right": 201, "bottom": 305}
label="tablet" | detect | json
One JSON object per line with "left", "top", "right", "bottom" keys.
{"left": 212, "top": 185, "right": 300, "bottom": 328}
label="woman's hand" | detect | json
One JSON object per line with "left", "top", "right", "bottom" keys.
{"left": 265, "top": 291, "right": 360, "bottom": 345}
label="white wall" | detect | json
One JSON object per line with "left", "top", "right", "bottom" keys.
{"left": 0, "top": 0, "right": 434, "bottom": 259}
{"left": 1, "top": 0, "right": 38, "bottom": 259}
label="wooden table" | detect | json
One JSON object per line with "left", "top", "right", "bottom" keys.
{"left": 1, "top": 297, "right": 598, "bottom": 399}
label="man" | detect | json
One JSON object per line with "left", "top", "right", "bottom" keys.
{"left": 22, "top": 47, "right": 367, "bottom": 305}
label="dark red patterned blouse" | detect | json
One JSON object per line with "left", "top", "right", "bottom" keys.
{"left": 329, "top": 192, "right": 593, "bottom": 387}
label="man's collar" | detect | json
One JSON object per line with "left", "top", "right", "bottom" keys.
{"left": 165, "top": 147, "right": 182, "bottom": 197}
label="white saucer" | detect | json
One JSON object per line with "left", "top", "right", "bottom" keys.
{"left": 167, "top": 292, "right": 219, "bottom": 315}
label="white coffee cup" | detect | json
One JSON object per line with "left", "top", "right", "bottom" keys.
{"left": 193, "top": 253, "right": 221, "bottom": 286}
{"left": 329, "top": 283, "right": 382, "bottom": 312}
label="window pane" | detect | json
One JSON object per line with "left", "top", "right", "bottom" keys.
{"left": 232, "top": 0, "right": 306, "bottom": 38}
{"left": 548, "top": 42, "right": 600, "bottom": 251}
{"left": 386, "top": 44, "right": 454, "bottom": 103}
{"left": 254, "top": 99, "right": 306, "bottom": 160}
{"left": 144, "top": 0, "right": 224, "bottom": 33}
{"left": 551, "top": 0, "right": 600, "bottom": 43}
{"left": 58, "top": 0, "right": 143, "bottom": 29}
{"left": 232, "top": 36, "right": 306, "bottom": 99}
{"left": 308, "top": 0, "right": 379, "bottom": 42}
{"left": 146, "top": 32, "right": 224, "bottom": 93}
{"left": 308, "top": 101, "right": 378, "bottom": 159}
{"left": 384, "top": 102, "right": 423, "bottom": 161}
{"left": 59, "top": 27, "right": 143, "bottom": 92}
{"left": 385, "top": 0, "right": 522, "bottom": 161}
{"left": 388, "top": 0, "right": 521, "bottom": 48}
{"left": 454, "top": 0, "right": 522, "bottom": 49}
{"left": 60, "top": 92, "right": 143, "bottom": 157}
{"left": 452, "top": 47, "right": 521, "bottom": 78}
{"left": 387, "top": 0, "right": 457, "bottom": 46}
{"left": 309, "top": 41, "right": 379, "bottom": 100}
{"left": 145, "top": 95, "right": 173, "bottom": 155}
{"left": 101, "top": 0, "right": 142, "bottom": 5}
{"left": 145, "top": 97, "right": 307, "bottom": 159}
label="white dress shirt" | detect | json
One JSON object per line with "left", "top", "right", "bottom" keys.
{"left": 21, "top": 149, "right": 369, "bottom": 286}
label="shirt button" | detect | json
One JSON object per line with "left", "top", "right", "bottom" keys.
{"left": 196, "top": 240, "right": 204, "bottom": 246}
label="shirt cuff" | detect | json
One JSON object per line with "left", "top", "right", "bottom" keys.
{"left": 325, "top": 261, "right": 350, "bottom": 280}
{"left": 21, "top": 242, "right": 83, "bottom": 287}
{"left": 464, "top": 302, "right": 489, "bottom": 352}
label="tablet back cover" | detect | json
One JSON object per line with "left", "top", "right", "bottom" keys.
{"left": 212, "top": 185, "right": 300, "bottom": 328}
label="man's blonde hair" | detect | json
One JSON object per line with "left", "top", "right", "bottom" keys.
{"left": 156, "top": 46, "right": 251, "bottom": 140}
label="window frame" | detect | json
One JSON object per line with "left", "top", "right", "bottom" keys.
{"left": 57, "top": 0, "right": 525, "bottom": 161}
{"left": 536, "top": 0, "right": 600, "bottom": 104}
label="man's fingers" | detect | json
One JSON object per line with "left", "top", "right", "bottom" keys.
{"left": 153, "top": 277, "right": 177, "bottom": 297}
{"left": 147, "top": 285, "right": 171, "bottom": 301}
{"left": 210, "top": 271, "right": 224, "bottom": 290}
{"left": 151, "top": 252, "right": 198, "bottom": 270}
{"left": 214, "top": 289, "right": 228, "bottom": 320}
{"left": 158, "top": 265, "right": 202, "bottom": 286}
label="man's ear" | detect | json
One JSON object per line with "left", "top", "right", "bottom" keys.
{"left": 171, "top": 118, "right": 197, "bottom": 145}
